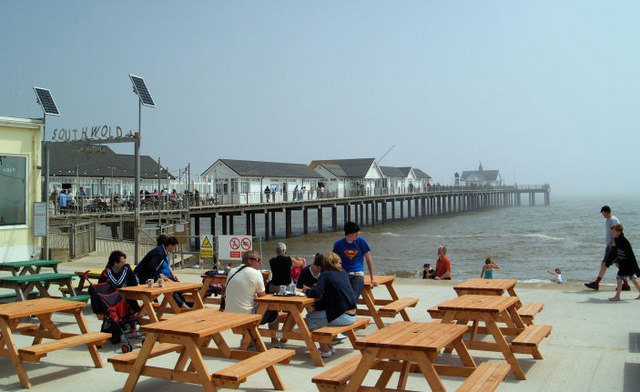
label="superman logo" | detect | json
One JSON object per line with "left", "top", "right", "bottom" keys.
{"left": 344, "top": 249, "right": 359, "bottom": 260}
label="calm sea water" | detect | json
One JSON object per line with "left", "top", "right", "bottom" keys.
{"left": 244, "top": 194, "right": 640, "bottom": 285}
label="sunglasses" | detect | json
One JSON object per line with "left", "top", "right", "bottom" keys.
{"left": 249, "top": 257, "right": 261, "bottom": 262}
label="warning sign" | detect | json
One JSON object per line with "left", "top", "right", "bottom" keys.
{"left": 200, "top": 235, "right": 214, "bottom": 258}
{"left": 217, "top": 235, "right": 252, "bottom": 261}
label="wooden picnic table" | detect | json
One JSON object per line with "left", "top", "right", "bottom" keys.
{"left": 111, "top": 308, "right": 294, "bottom": 392}
{"left": 118, "top": 281, "right": 204, "bottom": 324}
{"left": 0, "top": 260, "right": 62, "bottom": 276}
{"left": 0, "top": 273, "right": 77, "bottom": 301}
{"left": 453, "top": 278, "right": 519, "bottom": 299}
{"left": 358, "top": 275, "right": 418, "bottom": 329}
{"left": 200, "top": 270, "right": 270, "bottom": 305}
{"left": 0, "top": 297, "right": 110, "bottom": 388}
{"left": 254, "top": 294, "right": 328, "bottom": 365}
{"left": 437, "top": 294, "right": 532, "bottom": 380}
{"left": 343, "top": 321, "right": 477, "bottom": 392}
{"left": 72, "top": 268, "right": 103, "bottom": 293}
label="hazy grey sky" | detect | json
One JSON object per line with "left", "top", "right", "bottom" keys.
{"left": 2, "top": 1, "right": 639, "bottom": 197}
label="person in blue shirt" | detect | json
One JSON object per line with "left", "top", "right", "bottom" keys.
{"left": 332, "top": 222, "right": 377, "bottom": 301}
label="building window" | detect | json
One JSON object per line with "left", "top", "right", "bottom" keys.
{"left": 0, "top": 155, "right": 27, "bottom": 226}
{"left": 240, "top": 179, "right": 249, "bottom": 193}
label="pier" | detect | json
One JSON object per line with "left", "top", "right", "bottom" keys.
{"left": 51, "top": 185, "right": 550, "bottom": 246}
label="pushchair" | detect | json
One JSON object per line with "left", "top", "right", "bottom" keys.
{"left": 86, "top": 273, "right": 141, "bottom": 353}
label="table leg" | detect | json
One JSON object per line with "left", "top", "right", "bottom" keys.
{"left": 397, "top": 360, "right": 411, "bottom": 389}
{"left": 189, "top": 288, "right": 205, "bottom": 309}
{"left": 290, "top": 307, "right": 325, "bottom": 366}
{"left": 73, "top": 310, "right": 103, "bottom": 367}
{"left": 344, "top": 348, "right": 380, "bottom": 392}
{"left": 451, "top": 337, "right": 477, "bottom": 368}
{"left": 140, "top": 296, "right": 160, "bottom": 324}
{"left": 122, "top": 332, "right": 159, "bottom": 392}
{"left": 0, "top": 318, "right": 31, "bottom": 388}
{"left": 484, "top": 314, "right": 526, "bottom": 380}
{"left": 361, "top": 288, "right": 384, "bottom": 329}
{"left": 415, "top": 351, "right": 446, "bottom": 392}
{"left": 182, "top": 337, "right": 217, "bottom": 392}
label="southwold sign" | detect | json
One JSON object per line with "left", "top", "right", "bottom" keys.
{"left": 51, "top": 125, "right": 134, "bottom": 142}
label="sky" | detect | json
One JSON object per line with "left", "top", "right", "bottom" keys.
{"left": 2, "top": 1, "right": 639, "bottom": 197}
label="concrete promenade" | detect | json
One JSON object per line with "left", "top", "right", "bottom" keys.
{"left": 1, "top": 254, "right": 639, "bottom": 391}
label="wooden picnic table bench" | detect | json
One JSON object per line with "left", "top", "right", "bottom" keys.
{"left": 110, "top": 308, "right": 294, "bottom": 392}
{"left": 358, "top": 275, "right": 419, "bottom": 329}
{"left": 0, "top": 273, "right": 76, "bottom": 301}
{"left": 0, "top": 298, "right": 110, "bottom": 388}
{"left": 0, "top": 260, "right": 62, "bottom": 276}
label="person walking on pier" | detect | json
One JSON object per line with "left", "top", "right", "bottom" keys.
{"left": 333, "top": 222, "right": 377, "bottom": 301}
{"left": 585, "top": 206, "right": 630, "bottom": 291}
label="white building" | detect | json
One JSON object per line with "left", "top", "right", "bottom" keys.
{"left": 460, "top": 162, "right": 503, "bottom": 187}
{"left": 309, "top": 158, "right": 386, "bottom": 197}
{"left": 201, "top": 159, "right": 324, "bottom": 204}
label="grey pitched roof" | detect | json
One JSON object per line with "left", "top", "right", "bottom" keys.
{"left": 460, "top": 169, "right": 500, "bottom": 181}
{"left": 309, "top": 158, "right": 376, "bottom": 178}
{"left": 214, "top": 159, "right": 322, "bottom": 178}
{"left": 413, "top": 168, "right": 432, "bottom": 179}
{"left": 380, "top": 166, "right": 406, "bottom": 177}
{"left": 48, "top": 143, "right": 173, "bottom": 179}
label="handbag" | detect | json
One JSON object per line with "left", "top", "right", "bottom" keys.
{"left": 220, "top": 265, "right": 247, "bottom": 311}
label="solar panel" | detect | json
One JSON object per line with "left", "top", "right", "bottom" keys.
{"left": 129, "top": 74, "right": 155, "bottom": 107}
{"left": 33, "top": 87, "right": 60, "bottom": 116}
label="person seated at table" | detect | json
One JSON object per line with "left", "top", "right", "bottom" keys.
{"left": 134, "top": 234, "right": 190, "bottom": 309}
{"left": 224, "top": 250, "right": 279, "bottom": 346}
{"left": 303, "top": 252, "right": 357, "bottom": 358}
{"left": 99, "top": 250, "right": 141, "bottom": 312}
{"left": 266, "top": 242, "right": 305, "bottom": 347}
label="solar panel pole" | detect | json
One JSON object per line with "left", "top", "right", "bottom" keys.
{"left": 134, "top": 99, "right": 141, "bottom": 264}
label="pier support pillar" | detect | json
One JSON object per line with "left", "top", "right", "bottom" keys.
{"left": 303, "top": 208, "right": 308, "bottom": 234}
{"left": 264, "top": 211, "right": 270, "bottom": 241}
{"left": 285, "top": 209, "right": 292, "bottom": 238}
{"left": 317, "top": 207, "right": 323, "bottom": 233}
{"left": 332, "top": 206, "right": 338, "bottom": 231}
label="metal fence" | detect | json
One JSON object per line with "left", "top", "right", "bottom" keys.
{"left": 49, "top": 221, "right": 96, "bottom": 259}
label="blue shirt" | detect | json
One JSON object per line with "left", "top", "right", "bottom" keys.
{"left": 333, "top": 237, "right": 371, "bottom": 274}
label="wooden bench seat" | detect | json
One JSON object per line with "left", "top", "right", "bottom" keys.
{"left": 15, "top": 323, "right": 38, "bottom": 333}
{"left": 108, "top": 342, "right": 184, "bottom": 372}
{"left": 312, "top": 354, "right": 366, "bottom": 392}
{"left": 377, "top": 297, "right": 419, "bottom": 317}
{"left": 456, "top": 362, "right": 511, "bottom": 392}
{"left": 18, "top": 332, "right": 110, "bottom": 362}
{"left": 313, "top": 356, "right": 510, "bottom": 392}
{"left": 0, "top": 291, "right": 40, "bottom": 300}
{"left": 517, "top": 302, "right": 544, "bottom": 325}
{"left": 60, "top": 294, "right": 91, "bottom": 302}
{"left": 427, "top": 305, "right": 444, "bottom": 320}
{"left": 311, "top": 317, "right": 370, "bottom": 344}
{"left": 511, "top": 324, "right": 552, "bottom": 359}
{"left": 211, "top": 348, "right": 295, "bottom": 389}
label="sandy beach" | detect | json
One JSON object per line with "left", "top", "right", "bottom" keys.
{"left": 1, "top": 254, "right": 639, "bottom": 392}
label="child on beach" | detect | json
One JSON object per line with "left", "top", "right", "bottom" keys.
{"left": 547, "top": 268, "right": 565, "bottom": 284}
{"left": 481, "top": 257, "right": 500, "bottom": 279}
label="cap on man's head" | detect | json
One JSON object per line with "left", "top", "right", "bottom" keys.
{"left": 423, "top": 263, "right": 430, "bottom": 268}
{"left": 600, "top": 205, "right": 611, "bottom": 213}
{"left": 344, "top": 221, "right": 360, "bottom": 235}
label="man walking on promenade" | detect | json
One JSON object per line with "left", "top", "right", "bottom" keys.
{"left": 333, "top": 222, "right": 377, "bottom": 301}
{"left": 585, "top": 205, "right": 630, "bottom": 291}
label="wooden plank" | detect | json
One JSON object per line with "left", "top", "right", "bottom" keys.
{"left": 455, "top": 362, "right": 511, "bottom": 392}
{"left": 211, "top": 348, "right": 295, "bottom": 388}
{"left": 108, "top": 342, "right": 184, "bottom": 366}
{"left": 312, "top": 354, "right": 364, "bottom": 386}
{"left": 18, "top": 332, "right": 110, "bottom": 362}
{"left": 378, "top": 298, "right": 419, "bottom": 317}
{"left": 511, "top": 325, "right": 552, "bottom": 346}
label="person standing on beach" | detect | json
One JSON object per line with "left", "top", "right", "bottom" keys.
{"left": 433, "top": 246, "right": 451, "bottom": 280}
{"left": 605, "top": 224, "right": 640, "bottom": 301}
{"left": 585, "top": 206, "right": 630, "bottom": 291}
{"left": 481, "top": 257, "right": 500, "bottom": 279}
{"left": 333, "top": 221, "right": 377, "bottom": 301}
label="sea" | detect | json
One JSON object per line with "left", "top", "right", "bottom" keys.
{"left": 238, "top": 193, "right": 640, "bottom": 285}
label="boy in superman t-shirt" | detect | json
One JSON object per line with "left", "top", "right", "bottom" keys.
{"left": 333, "top": 222, "right": 378, "bottom": 301}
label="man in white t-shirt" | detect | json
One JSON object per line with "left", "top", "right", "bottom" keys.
{"left": 224, "top": 250, "right": 279, "bottom": 345}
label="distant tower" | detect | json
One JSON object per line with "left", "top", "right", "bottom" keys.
{"left": 478, "top": 161, "right": 483, "bottom": 172}
{"left": 454, "top": 172, "right": 460, "bottom": 186}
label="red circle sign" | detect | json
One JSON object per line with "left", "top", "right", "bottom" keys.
{"left": 229, "top": 237, "right": 240, "bottom": 250}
